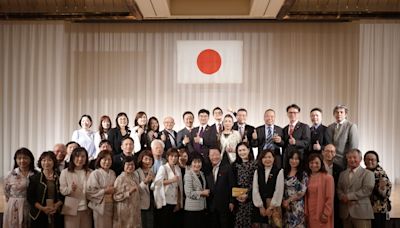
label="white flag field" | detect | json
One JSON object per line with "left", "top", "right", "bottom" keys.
{"left": 176, "top": 40, "right": 243, "bottom": 84}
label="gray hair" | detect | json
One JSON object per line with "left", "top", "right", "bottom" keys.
{"left": 151, "top": 139, "right": 165, "bottom": 150}
{"left": 333, "top": 105, "right": 349, "bottom": 115}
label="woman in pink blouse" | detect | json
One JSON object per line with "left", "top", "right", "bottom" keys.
{"left": 305, "top": 153, "right": 334, "bottom": 228}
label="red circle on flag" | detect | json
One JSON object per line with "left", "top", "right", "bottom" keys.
{"left": 196, "top": 49, "right": 222, "bottom": 75}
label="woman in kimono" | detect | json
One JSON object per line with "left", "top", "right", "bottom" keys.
{"left": 71, "top": 114, "right": 96, "bottom": 160}
{"left": 134, "top": 150, "right": 155, "bottom": 228}
{"left": 113, "top": 156, "right": 141, "bottom": 228}
{"left": 86, "top": 150, "right": 116, "bottom": 228}
{"left": 3, "top": 148, "right": 37, "bottom": 228}
{"left": 27, "top": 151, "right": 64, "bottom": 228}
{"left": 59, "top": 147, "right": 92, "bottom": 228}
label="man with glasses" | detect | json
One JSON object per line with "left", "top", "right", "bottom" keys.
{"left": 282, "top": 104, "right": 310, "bottom": 166}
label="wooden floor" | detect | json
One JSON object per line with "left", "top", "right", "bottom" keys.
{"left": 0, "top": 181, "right": 399, "bottom": 218}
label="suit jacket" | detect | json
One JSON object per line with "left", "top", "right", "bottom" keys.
{"left": 309, "top": 124, "right": 327, "bottom": 154}
{"left": 233, "top": 122, "right": 255, "bottom": 142}
{"left": 27, "top": 172, "right": 64, "bottom": 225}
{"left": 337, "top": 167, "right": 375, "bottom": 219}
{"left": 251, "top": 124, "right": 284, "bottom": 158}
{"left": 189, "top": 125, "right": 212, "bottom": 156}
{"left": 160, "top": 129, "right": 178, "bottom": 152}
{"left": 282, "top": 121, "right": 311, "bottom": 158}
{"left": 203, "top": 124, "right": 219, "bottom": 150}
{"left": 177, "top": 127, "right": 194, "bottom": 153}
{"left": 206, "top": 163, "right": 234, "bottom": 213}
{"left": 108, "top": 127, "right": 131, "bottom": 155}
{"left": 325, "top": 120, "right": 359, "bottom": 166}
{"left": 184, "top": 170, "right": 207, "bottom": 211}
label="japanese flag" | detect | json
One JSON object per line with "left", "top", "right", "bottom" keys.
{"left": 177, "top": 40, "right": 243, "bottom": 84}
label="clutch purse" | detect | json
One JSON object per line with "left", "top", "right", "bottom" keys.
{"left": 232, "top": 187, "right": 248, "bottom": 197}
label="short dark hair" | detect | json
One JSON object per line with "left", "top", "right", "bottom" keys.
{"left": 237, "top": 108, "right": 247, "bottom": 114}
{"left": 286, "top": 104, "right": 301, "bottom": 113}
{"left": 364, "top": 150, "right": 380, "bottom": 163}
{"left": 188, "top": 153, "right": 203, "bottom": 166}
{"left": 115, "top": 112, "right": 129, "bottom": 129}
{"left": 66, "top": 141, "right": 80, "bottom": 148}
{"left": 310, "top": 107, "right": 323, "bottom": 113}
{"left": 213, "top": 107, "right": 223, "bottom": 115}
{"left": 121, "top": 136, "right": 135, "bottom": 144}
{"left": 307, "top": 153, "right": 327, "bottom": 174}
{"left": 95, "top": 150, "right": 113, "bottom": 169}
{"left": 13, "top": 147, "right": 35, "bottom": 172}
{"left": 166, "top": 148, "right": 179, "bottom": 158}
{"left": 264, "top": 109, "right": 275, "bottom": 114}
{"left": 137, "top": 150, "right": 154, "bottom": 168}
{"left": 79, "top": 114, "right": 93, "bottom": 127}
{"left": 99, "top": 139, "right": 112, "bottom": 149}
{"left": 37, "top": 151, "right": 58, "bottom": 171}
{"left": 198, "top": 109, "right": 210, "bottom": 116}
{"left": 122, "top": 156, "right": 135, "bottom": 170}
{"left": 257, "top": 149, "right": 276, "bottom": 167}
{"left": 68, "top": 147, "right": 90, "bottom": 172}
{"left": 182, "top": 111, "right": 194, "bottom": 119}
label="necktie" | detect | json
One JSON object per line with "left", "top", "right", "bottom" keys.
{"left": 334, "top": 123, "right": 341, "bottom": 141}
{"left": 199, "top": 127, "right": 204, "bottom": 137}
{"left": 194, "top": 127, "right": 204, "bottom": 154}
{"left": 264, "top": 127, "right": 273, "bottom": 150}
{"left": 239, "top": 126, "right": 244, "bottom": 138}
{"left": 289, "top": 125, "right": 294, "bottom": 136}
{"left": 218, "top": 124, "right": 223, "bottom": 133}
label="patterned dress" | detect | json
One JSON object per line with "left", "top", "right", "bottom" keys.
{"left": 233, "top": 160, "right": 257, "bottom": 228}
{"left": 113, "top": 172, "right": 142, "bottom": 228}
{"left": 283, "top": 172, "right": 308, "bottom": 228}
{"left": 3, "top": 168, "right": 35, "bottom": 228}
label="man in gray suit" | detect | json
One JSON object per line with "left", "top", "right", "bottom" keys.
{"left": 337, "top": 149, "right": 375, "bottom": 228}
{"left": 325, "top": 105, "right": 359, "bottom": 168}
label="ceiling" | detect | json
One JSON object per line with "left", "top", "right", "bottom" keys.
{"left": 0, "top": 0, "right": 399, "bottom": 21}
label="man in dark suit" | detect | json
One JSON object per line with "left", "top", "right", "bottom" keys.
{"left": 251, "top": 109, "right": 284, "bottom": 168}
{"left": 322, "top": 144, "right": 344, "bottom": 228}
{"left": 233, "top": 108, "right": 255, "bottom": 145}
{"left": 160, "top": 116, "right": 178, "bottom": 153}
{"left": 282, "top": 104, "right": 311, "bottom": 166}
{"left": 309, "top": 108, "right": 327, "bottom": 156}
{"left": 189, "top": 109, "right": 213, "bottom": 174}
{"left": 203, "top": 107, "right": 224, "bottom": 151}
{"left": 206, "top": 148, "right": 234, "bottom": 228}
{"left": 177, "top": 111, "right": 195, "bottom": 152}
{"left": 112, "top": 137, "right": 134, "bottom": 176}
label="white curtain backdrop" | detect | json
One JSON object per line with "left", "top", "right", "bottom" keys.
{"left": 0, "top": 21, "right": 398, "bottom": 183}
{"left": 358, "top": 22, "right": 400, "bottom": 184}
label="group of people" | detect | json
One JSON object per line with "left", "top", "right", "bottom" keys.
{"left": 3, "top": 104, "right": 392, "bottom": 228}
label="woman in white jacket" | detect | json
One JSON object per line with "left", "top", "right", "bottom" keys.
{"left": 152, "top": 148, "right": 183, "bottom": 227}
{"left": 59, "top": 147, "right": 92, "bottom": 228}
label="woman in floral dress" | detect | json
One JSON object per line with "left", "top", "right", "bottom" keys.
{"left": 3, "top": 148, "right": 37, "bottom": 228}
{"left": 282, "top": 150, "right": 308, "bottom": 228}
